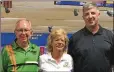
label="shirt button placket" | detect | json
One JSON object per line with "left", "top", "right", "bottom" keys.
{"left": 56, "top": 63, "right": 60, "bottom": 69}
{"left": 57, "top": 66, "right": 60, "bottom": 69}
{"left": 24, "top": 51, "right": 28, "bottom": 62}
{"left": 92, "top": 36, "right": 95, "bottom": 48}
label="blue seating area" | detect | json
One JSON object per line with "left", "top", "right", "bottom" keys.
{"left": 55, "top": 1, "right": 114, "bottom": 8}
{"left": 1, "top": 32, "right": 73, "bottom": 47}
{"left": 1, "top": 32, "right": 73, "bottom": 54}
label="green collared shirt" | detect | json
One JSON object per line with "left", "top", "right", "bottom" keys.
{"left": 1, "top": 41, "right": 40, "bottom": 72}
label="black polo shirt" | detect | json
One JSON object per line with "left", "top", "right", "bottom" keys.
{"left": 68, "top": 26, "right": 114, "bottom": 72}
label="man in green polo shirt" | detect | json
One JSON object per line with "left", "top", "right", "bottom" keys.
{"left": 1, "top": 19, "right": 40, "bottom": 72}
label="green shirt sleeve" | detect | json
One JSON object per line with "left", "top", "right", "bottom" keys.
{"left": 0, "top": 49, "right": 3, "bottom": 72}
{"left": 1, "top": 46, "right": 9, "bottom": 72}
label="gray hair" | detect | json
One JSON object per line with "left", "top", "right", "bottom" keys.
{"left": 15, "top": 19, "right": 32, "bottom": 28}
{"left": 16, "top": 19, "right": 31, "bottom": 26}
{"left": 83, "top": 2, "right": 98, "bottom": 11}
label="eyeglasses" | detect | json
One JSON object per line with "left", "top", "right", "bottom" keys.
{"left": 15, "top": 29, "right": 31, "bottom": 33}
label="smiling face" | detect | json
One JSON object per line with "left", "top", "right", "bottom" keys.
{"left": 52, "top": 35, "right": 65, "bottom": 52}
{"left": 82, "top": 3, "right": 100, "bottom": 28}
{"left": 14, "top": 20, "right": 33, "bottom": 43}
{"left": 47, "top": 29, "right": 68, "bottom": 53}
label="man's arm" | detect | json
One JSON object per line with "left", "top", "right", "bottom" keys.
{"left": 68, "top": 36, "right": 76, "bottom": 61}
{"left": 0, "top": 49, "right": 3, "bottom": 72}
{"left": 111, "top": 34, "right": 114, "bottom": 65}
{"left": 1, "top": 46, "right": 8, "bottom": 72}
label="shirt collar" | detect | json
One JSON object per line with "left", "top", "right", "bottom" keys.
{"left": 83, "top": 25, "right": 103, "bottom": 36}
{"left": 11, "top": 39, "right": 33, "bottom": 50}
{"left": 47, "top": 53, "right": 55, "bottom": 61}
{"left": 47, "top": 53, "right": 66, "bottom": 61}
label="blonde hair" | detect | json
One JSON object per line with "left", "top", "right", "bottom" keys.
{"left": 47, "top": 28, "right": 69, "bottom": 53}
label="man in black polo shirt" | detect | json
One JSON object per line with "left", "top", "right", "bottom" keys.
{"left": 68, "top": 2, "right": 114, "bottom": 72}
